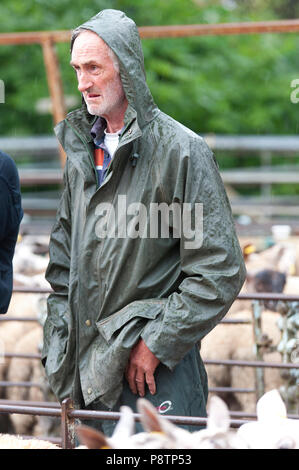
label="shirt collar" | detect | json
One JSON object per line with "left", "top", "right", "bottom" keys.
{"left": 91, "top": 117, "right": 125, "bottom": 144}
{"left": 90, "top": 117, "right": 106, "bottom": 142}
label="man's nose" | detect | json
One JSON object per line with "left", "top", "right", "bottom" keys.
{"left": 77, "top": 72, "right": 93, "bottom": 93}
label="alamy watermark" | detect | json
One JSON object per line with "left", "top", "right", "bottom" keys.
{"left": 95, "top": 196, "right": 203, "bottom": 249}
{"left": 0, "top": 80, "right": 4, "bottom": 103}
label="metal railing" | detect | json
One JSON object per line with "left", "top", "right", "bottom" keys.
{"left": 1, "top": 289, "right": 299, "bottom": 447}
{"left": 1, "top": 19, "right": 299, "bottom": 167}
{"left": 0, "top": 395, "right": 298, "bottom": 448}
{"left": 0, "top": 398, "right": 258, "bottom": 449}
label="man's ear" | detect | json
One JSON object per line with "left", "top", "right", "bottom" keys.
{"left": 76, "top": 424, "right": 111, "bottom": 449}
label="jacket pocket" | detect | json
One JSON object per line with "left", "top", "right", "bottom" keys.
{"left": 42, "top": 316, "right": 68, "bottom": 372}
{"left": 96, "top": 299, "right": 165, "bottom": 343}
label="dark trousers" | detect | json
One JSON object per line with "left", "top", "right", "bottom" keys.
{"left": 77, "top": 345, "right": 208, "bottom": 438}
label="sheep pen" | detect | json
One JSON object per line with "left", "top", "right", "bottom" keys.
{"left": 0, "top": 235, "right": 60, "bottom": 437}
{"left": 0, "top": 233, "right": 299, "bottom": 445}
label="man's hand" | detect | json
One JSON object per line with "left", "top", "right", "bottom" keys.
{"left": 125, "top": 338, "right": 160, "bottom": 397}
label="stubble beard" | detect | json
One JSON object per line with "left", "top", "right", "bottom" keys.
{"left": 84, "top": 74, "right": 126, "bottom": 118}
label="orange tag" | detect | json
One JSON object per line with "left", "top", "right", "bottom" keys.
{"left": 94, "top": 148, "right": 104, "bottom": 170}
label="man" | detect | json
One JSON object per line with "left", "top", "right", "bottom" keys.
{"left": 42, "top": 9, "right": 246, "bottom": 435}
{"left": 0, "top": 151, "right": 23, "bottom": 314}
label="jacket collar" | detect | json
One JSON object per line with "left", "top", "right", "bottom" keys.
{"left": 65, "top": 102, "right": 142, "bottom": 145}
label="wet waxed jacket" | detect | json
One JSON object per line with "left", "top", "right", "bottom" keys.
{"left": 0, "top": 152, "right": 23, "bottom": 313}
{"left": 42, "top": 9, "right": 246, "bottom": 409}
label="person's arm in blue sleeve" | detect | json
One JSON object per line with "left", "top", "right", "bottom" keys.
{"left": 0, "top": 178, "right": 10, "bottom": 240}
{"left": 0, "top": 153, "right": 23, "bottom": 314}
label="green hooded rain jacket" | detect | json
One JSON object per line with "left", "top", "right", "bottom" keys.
{"left": 42, "top": 9, "right": 246, "bottom": 418}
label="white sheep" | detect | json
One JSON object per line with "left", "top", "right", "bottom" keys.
{"left": 76, "top": 391, "right": 299, "bottom": 449}
{"left": 0, "top": 234, "right": 54, "bottom": 436}
{"left": 137, "top": 395, "right": 246, "bottom": 449}
{"left": 201, "top": 307, "right": 283, "bottom": 413}
{"left": 4, "top": 311, "right": 59, "bottom": 438}
{"left": 13, "top": 272, "right": 51, "bottom": 290}
{"left": 76, "top": 404, "right": 173, "bottom": 449}
{"left": 0, "top": 291, "right": 50, "bottom": 435}
{"left": 76, "top": 395, "right": 246, "bottom": 449}
{"left": 0, "top": 433, "right": 60, "bottom": 449}
{"left": 13, "top": 235, "right": 49, "bottom": 276}
{"left": 0, "top": 294, "right": 40, "bottom": 390}
{"left": 237, "top": 389, "right": 299, "bottom": 449}
{"left": 0, "top": 232, "right": 50, "bottom": 407}
{"left": 0, "top": 292, "right": 47, "bottom": 378}
{"left": 243, "top": 241, "right": 297, "bottom": 277}
{"left": 283, "top": 275, "right": 299, "bottom": 295}
{"left": 201, "top": 238, "right": 299, "bottom": 414}
{"left": 7, "top": 326, "right": 46, "bottom": 435}
{"left": 13, "top": 245, "right": 49, "bottom": 276}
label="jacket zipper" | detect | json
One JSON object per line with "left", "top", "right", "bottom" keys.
{"left": 99, "top": 131, "right": 141, "bottom": 188}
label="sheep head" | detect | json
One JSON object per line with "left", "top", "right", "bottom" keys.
{"left": 237, "top": 389, "right": 299, "bottom": 449}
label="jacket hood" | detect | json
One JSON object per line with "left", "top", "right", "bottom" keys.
{"left": 71, "top": 9, "right": 159, "bottom": 129}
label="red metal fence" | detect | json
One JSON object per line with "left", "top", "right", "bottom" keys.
{"left": 1, "top": 18, "right": 299, "bottom": 167}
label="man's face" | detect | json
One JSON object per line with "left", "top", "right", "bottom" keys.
{"left": 71, "top": 30, "right": 127, "bottom": 118}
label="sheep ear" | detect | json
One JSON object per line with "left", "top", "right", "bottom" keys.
{"left": 112, "top": 406, "right": 135, "bottom": 439}
{"left": 76, "top": 425, "right": 111, "bottom": 449}
{"left": 137, "top": 398, "right": 188, "bottom": 441}
{"left": 207, "top": 395, "right": 230, "bottom": 432}
{"left": 137, "top": 399, "right": 164, "bottom": 433}
{"left": 256, "top": 389, "right": 287, "bottom": 422}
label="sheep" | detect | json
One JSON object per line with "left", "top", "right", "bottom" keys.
{"left": 242, "top": 238, "right": 299, "bottom": 300}
{"left": 0, "top": 292, "right": 47, "bottom": 381}
{"left": 136, "top": 395, "right": 246, "bottom": 449}
{"left": 237, "top": 389, "right": 299, "bottom": 449}
{"left": 238, "top": 239, "right": 298, "bottom": 312}
{"left": 13, "top": 272, "right": 51, "bottom": 290}
{"left": 7, "top": 326, "right": 46, "bottom": 436}
{"left": 0, "top": 288, "right": 50, "bottom": 434}
{"left": 243, "top": 241, "right": 297, "bottom": 277}
{"left": 201, "top": 307, "right": 283, "bottom": 413}
{"left": 4, "top": 312, "right": 60, "bottom": 438}
{"left": 13, "top": 235, "right": 49, "bottom": 276}
{"left": 0, "top": 233, "right": 55, "bottom": 436}
{"left": 0, "top": 231, "right": 50, "bottom": 409}
{"left": 283, "top": 275, "right": 299, "bottom": 295}
{"left": 0, "top": 433, "right": 60, "bottom": 449}
{"left": 76, "top": 390, "right": 299, "bottom": 449}
{"left": 0, "top": 294, "right": 41, "bottom": 386}
{"left": 201, "top": 242, "right": 299, "bottom": 414}
{"left": 13, "top": 245, "right": 49, "bottom": 277}
{"left": 76, "top": 395, "right": 247, "bottom": 449}
{"left": 76, "top": 404, "right": 173, "bottom": 449}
